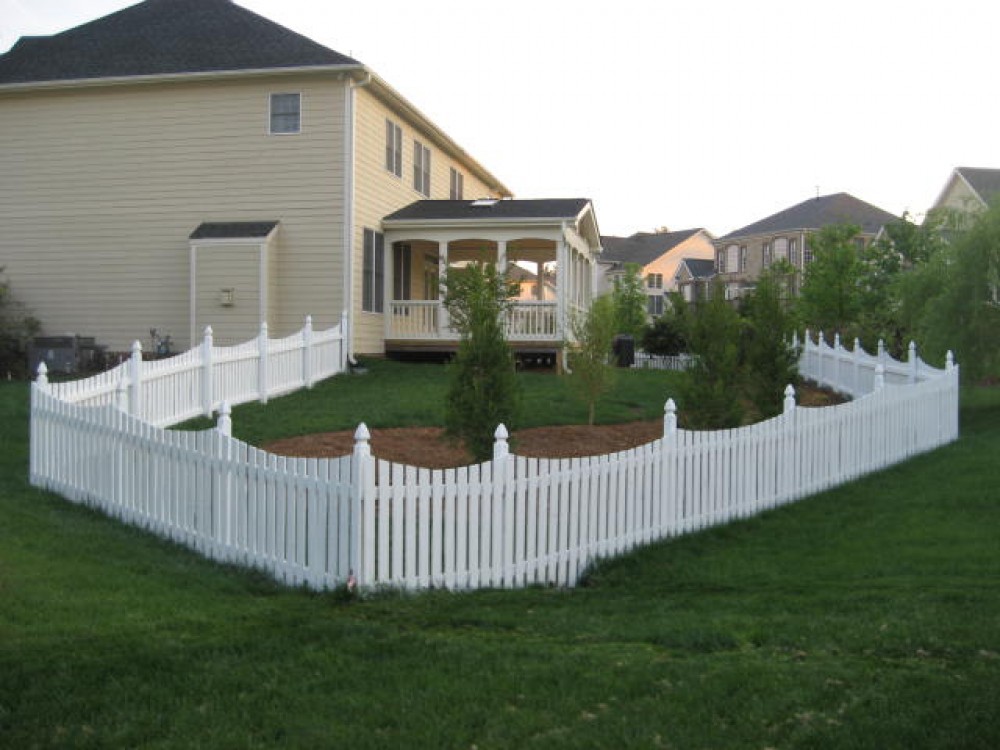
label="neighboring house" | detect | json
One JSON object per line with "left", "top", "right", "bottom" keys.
{"left": 597, "top": 229, "right": 715, "bottom": 317}
{"left": 929, "top": 166, "right": 1000, "bottom": 221}
{"left": 713, "top": 193, "right": 898, "bottom": 301}
{"left": 0, "top": 0, "right": 602, "bottom": 358}
{"left": 673, "top": 258, "right": 717, "bottom": 304}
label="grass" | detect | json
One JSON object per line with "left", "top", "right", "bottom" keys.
{"left": 2, "top": 366, "right": 999, "bottom": 748}
{"left": 178, "top": 357, "right": 684, "bottom": 444}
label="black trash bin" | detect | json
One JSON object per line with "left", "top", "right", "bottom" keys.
{"left": 612, "top": 334, "right": 635, "bottom": 368}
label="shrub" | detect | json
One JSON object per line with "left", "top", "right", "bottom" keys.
{"left": 0, "top": 267, "right": 41, "bottom": 378}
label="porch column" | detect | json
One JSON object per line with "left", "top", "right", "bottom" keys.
{"left": 556, "top": 238, "right": 568, "bottom": 340}
{"left": 438, "top": 241, "right": 449, "bottom": 333}
{"left": 497, "top": 240, "right": 507, "bottom": 274}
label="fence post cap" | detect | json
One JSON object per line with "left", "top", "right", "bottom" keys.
{"left": 131, "top": 339, "right": 142, "bottom": 354}
{"left": 217, "top": 400, "right": 232, "bottom": 436}
{"left": 493, "top": 424, "right": 509, "bottom": 461}
{"left": 203, "top": 325, "right": 213, "bottom": 338}
{"left": 834, "top": 332, "right": 841, "bottom": 348}
{"left": 35, "top": 360, "right": 48, "bottom": 378}
{"left": 494, "top": 424, "right": 509, "bottom": 440}
{"left": 305, "top": 314, "right": 313, "bottom": 328}
{"left": 354, "top": 423, "right": 370, "bottom": 443}
{"left": 665, "top": 398, "right": 676, "bottom": 414}
{"left": 783, "top": 384, "right": 796, "bottom": 413}
{"left": 946, "top": 350, "right": 955, "bottom": 370}
{"left": 854, "top": 337, "right": 861, "bottom": 349}
{"left": 260, "top": 321, "right": 268, "bottom": 334}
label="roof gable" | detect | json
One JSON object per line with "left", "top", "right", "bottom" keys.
{"left": 0, "top": 0, "right": 359, "bottom": 86}
{"left": 599, "top": 229, "right": 703, "bottom": 267}
{"left": 720, "top": 193, "right": 898, "bottom": 241}
{"left": 956, "top": 167, "right": 1000, "bottom": 205}
{"left": 677, "top": 258, "right": 716, "bottom": 280}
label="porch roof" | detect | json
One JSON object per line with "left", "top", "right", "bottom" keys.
{"left": 383, "top": 199, "right": 592, "bottom": 224}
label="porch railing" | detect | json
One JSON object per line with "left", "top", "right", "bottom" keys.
{"left": 387, "top": 301, "right": 559, "bottom": 341}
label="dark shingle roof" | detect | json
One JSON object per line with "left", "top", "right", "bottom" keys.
{"left": 383, "top": 199, "right": 591, "bottom": 223}
{"left": 957, "top": 167, "right": 1000, "bottom": 204}
{"left": 0, "top": 0, "right": 359, "bottom": 86}
{"left": 190, "top": 221, "right": 278, "bottom": 240}
{"left": 599, "top": 229, "right": 702, "bottom": 267}
{"left": 679, "top": 258, "right": 716, "bottom": 279}
{"left": 720, "top": 193, "right": 898, "bottom": 240}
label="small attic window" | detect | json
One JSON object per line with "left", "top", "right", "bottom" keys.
{"left": 470, "top": 198, "right": 499, "bottom": 207}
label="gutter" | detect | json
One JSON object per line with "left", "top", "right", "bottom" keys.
{"left": 343, "top": 70, "right": 372, "bottom": 366}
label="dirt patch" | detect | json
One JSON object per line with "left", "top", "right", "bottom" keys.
{"left": 264, "top": 385, "right": 844, "bottom": 469}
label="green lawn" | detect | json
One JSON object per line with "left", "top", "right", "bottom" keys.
{"left": 2, "top": 365, "right": 998, "bottom": 748}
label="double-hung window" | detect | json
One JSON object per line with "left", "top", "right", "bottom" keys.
{"left": 646, "top": 273, "right": 663, "bottom": 289}
{"left": 362, "top": 228, "right": 385, "bottom": 313}
{"left": 449, "top": 167, "right": 464, "bottom": 200}
{"left": 385, "top": 119, "right": 402, "bottom": 177}
{"left": 269, "top": 93, "right": 301, "bottom": 134}
{"left": 414, "top": 140, "right": 431, "bottom": 196}
{"left": 647, "top": 294, "right": 665, "bottom": 316}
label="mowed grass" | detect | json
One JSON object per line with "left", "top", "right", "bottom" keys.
{"left": 1, "top": 364, "right": 999, "bottom": 749}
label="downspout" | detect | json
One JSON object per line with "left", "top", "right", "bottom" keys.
{"left": 343, "top": 71, "right": 372, "bottom": 366}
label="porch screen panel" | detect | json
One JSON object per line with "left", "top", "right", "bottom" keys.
{"left": 393, "top": 244, "right": 412, "bottom": 300}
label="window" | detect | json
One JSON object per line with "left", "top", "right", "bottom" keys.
{"left": 774, "top": 237, "right": 788, "bottom": 263}
{"left": 647, "top": 294, "right": 665, "bottom": 316}
{"left": 362, "top": 228, "right": 385, "bottom": 313}
{"left": 385, "top": 119, "right": 402, "bottom": 177}
{"left": 762, "top": 241, "right": 772, "bottom": 268}
{"left": 716, "top": 249, "right": 726, "bottom": 273}
{"left": 269, "top": 93, "right": 300, "bottom": 134}
{"left": 739, "top": 246, "right": 748, "bottom": 272}
{"left": 726, "top": 244, "right": 739, "bottom": 274}
{"left": 413, "top": 140, "right": 431, "bottom": 195}
{"left": 449, "top": 168, "right": 464, "bottom": 200}
{"left": 646, "top": 273, "right": 663, "bottom": 289}
{"left": 790, "top": 239, "right": 799, "bottom": 267}
{"left": 804, "top": 241, "right": 813, "bottom": 265}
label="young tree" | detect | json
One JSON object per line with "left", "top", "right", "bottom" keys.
{"left": 441, "top": 262, "right": 521, "bottom": 461}
{"left": 917, "top": 201, "right": 1000, "bottom": 381}
{"left": 612, "top": 262, "right": 647, "bottom": 339}
{"left": 741, "top": 270, "right": 799, "bottom": 418}
{"left": 569, "top": 294, "right": 618, "bottom": 425}
{"left": 679, "top": 280, "right": 744, "bottom": 429}
{"left": 641, "top": 293, "right": 689, "bottom": 355}
{"left": 798, "top": 223, "right": 863, "bottom": 339}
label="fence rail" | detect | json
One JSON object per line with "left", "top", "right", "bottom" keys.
{"left": 29, "top": 329, "right": 959, "bottom": 592}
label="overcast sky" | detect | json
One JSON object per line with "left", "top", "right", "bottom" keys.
{"left": 1, "top": 0, "right": 996, "bottom": 237}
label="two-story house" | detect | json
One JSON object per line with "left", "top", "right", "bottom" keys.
{"left": 712, "top": 193, "right": 898, "bottom": 301}
{"left": 929, "top": 166, "right": 1000, "bottom": 223}
{"left": 0, "top": 0, "right": 602, "bottom": 360}
{"left": 596, "top": 229, "right": 715, "bottom": 317}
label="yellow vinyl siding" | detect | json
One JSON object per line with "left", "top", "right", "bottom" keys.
{"left": 351, "top": 87, "right": 502, "bottom": 355}
{"left": 643, "top": 233, "right": 716, "bottom": 294}
{"left": 194, "top": 244, "right": 262, "bottom": 346}
{"left": 0, "top": 73, "right": 347, "bottom": 352}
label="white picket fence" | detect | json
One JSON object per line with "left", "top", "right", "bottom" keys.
{"left": 41, "top": 315, "right": 347, "bottom": 426}
{"left": 29, "top": 328, "right": 959, "bottom": 592}
{"left": 632, "top": 351, "right": 695, "bottom": 372}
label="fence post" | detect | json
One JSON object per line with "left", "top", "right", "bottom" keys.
{"left": 302, "top": 315, "right": 314, "bottom": 389}
{"left": 783, "top": 384, "right": 796, "bottom": 414}
{"left": 663, "top": 398, "right": 677, "bottom": 439}
{"left": 908, "top": 340, "right": 917, "bottom": 384}
{"left": 35, "top": 361, "right": 49, "bottom": 391}
{"left": 217, "top": 400, "right": 232, "bottom": 437}
{"left": 202, "top": 326, "right": 214, "bottom": 417}
{"left": 351, "top": 423, "right": 374, "bottom": 587}
{"left": 877, "top": 338, "right": 886, "bottom": 369}
{"left": 874, "top": 364, "right": 885, "bottom": 391}
{"left": 129, "top": 340, "right": 143, "bottom": 417}
{"left": 493, "top": 424, "right": 510, "bottom": 461}
{"left": 946, "top": 350, "right": 954, "bottom": 372}
{"left": 258, "top": 322, "right": 269, "bottom": 405}
{"left": 852, "top": 338, "right": 862, "bottom": 396}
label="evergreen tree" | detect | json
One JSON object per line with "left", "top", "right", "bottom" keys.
{"left": 441, "top": 263, "right": 521, "bottom": 461}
